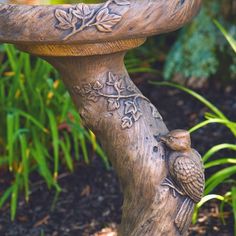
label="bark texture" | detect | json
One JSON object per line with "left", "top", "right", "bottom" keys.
{"left": 46, "top": 52, "right": 183, "bottom": 236}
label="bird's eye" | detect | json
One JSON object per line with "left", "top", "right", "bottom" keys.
{"left": 168, "top": 137, "right": 173, "bottom": 142}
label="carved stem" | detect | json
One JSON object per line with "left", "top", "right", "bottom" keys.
{"left": 45, "top": 52, "right": 182, "bottom": 236}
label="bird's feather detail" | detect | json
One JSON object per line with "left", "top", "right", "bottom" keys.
{"left": 173, "top": 156, "right": 204, "bottom": 203}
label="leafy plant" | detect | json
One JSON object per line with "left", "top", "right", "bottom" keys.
{"left": 0, "top": 44, "right": 108, "bottom": 220}
{"left": 163, "top": 0, "right": 236, "bottom": 81}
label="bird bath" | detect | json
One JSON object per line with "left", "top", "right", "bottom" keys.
{"left": 0, "top": 0, "right": 203, "bottom": 235}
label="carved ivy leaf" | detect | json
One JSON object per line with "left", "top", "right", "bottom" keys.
{"left": 106, "top": 72, "right": 119, "bottom": 86}
{"left": 96, "top": 8, "right": 122, "bottom": 33}
{"left": 133, "top": 110, "right": 142, "bottom": 121}
{"left": 150, "top": 104, "right": 163, "bottom": 119}
{"left": 121, "top": 116, "right": 133, "bottom": 129}
{"left": 93, "top": 81, "right": 103, "bottom": 90}
{"left": 87, "top": 91, "right": 99, "bottom": 102}
{"left": 107, "top": 98, "right": 120, "bottom": 111}
{"left": 55, "top": 9, "right": 76, "bottom": 30}
{"left": 116, "top": 79, "right": 126, "bottom": 90}
{"left": 114, "top": 0, "right": 130, "bottom": 6}
{"left": 83, "top": 83, "right": 92, "bottom": 93}
{"left": 124, "top": 100, "right": 137, "bottom": 115}
{"left": 72, "top": 85, "right": 81, "bottom": 94}
{"left": 72, "top": 4, "right": 94, "bottom": 20}
{"left": 0, "top": 5, "right": 10, "bottom": 12}
{"left": 127, "top": 84, "right": 136, "bottom": 92}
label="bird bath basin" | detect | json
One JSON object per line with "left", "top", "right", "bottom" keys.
{"left": 0, "top": 0, "right": 203, "bottom": 235}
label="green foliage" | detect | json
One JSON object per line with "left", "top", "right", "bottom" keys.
{"left": 151, "top": 81, "right": 236, "bottom": 232}
{"left": 0, "top": 44, "right": 109, "bottom": 220}
{"left": 125, "top": 39, "right": 161, "bottom": 74}
{"left": 164, "top": 0, "right": 236, "bottom": 81}
{"left": 214, "top": 20, "right": 236, "bottom": 53}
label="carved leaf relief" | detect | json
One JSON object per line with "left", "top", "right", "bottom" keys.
{"left": 108, "top": 98, "right": 120, "bottom": 111}
{"left": 114, "top": 0, "right": 131, "bottom": 5}
{"left": 87, "top": 91, "right": 99, "bottom": 102}
{"left": 96, "top": 8, "right": 122, "bottom": 33}
{"left": 72, "top": 4, "right": 94, "bottom": 19}
{"left": 116, "top": 79, "right": 126, "bottom": 91}
{"left": 121, "top": 116, "right": 133, "bottom": 129}
{"left": 133, "top": 110, "right": 142, "bottom": 121}
{"left": 124, "top": 101, "right": 137, "bottom": 115}
{"left": 106, "top": 72, "right": 119, "bottom": 86}
{"left": 93, "top": 81, "right": 104, "bottom": 90}
{"left": 55, "top": 0, "right": 130, "bottom": 40}
{"left": 72, "top": 72, "right": 158, "bottom": 129}
{"left": 55, "top": 9, "right": 76, "bottom": 30}
{"left": 150, "top": 103, "right": 163, "bottom": 120}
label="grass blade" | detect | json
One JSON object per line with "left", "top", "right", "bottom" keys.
{"left": 7, "top": 113, "right": 14, "bottom": 171}
{"left": 19, "top": 134, "right": 29, "bottom": 202}
{"left": 47, "top": 109, "right": 60, "bottom": 180}
{"left": 60, "top": 139, "right": 73, "bottom": 172}
{"left": 11, "top": 174, "right": 20, "bottom": 221}
{"left": 0, "top": 186, "right": 13, "bottom": 208}
{"left": 205, "top": 166, "right": 236, "bottom": 194}
{"left": 214, "top": 20, "right": 236, "bottom": 53}
{"left": 192, "top": 194, "right": 225, "bottom": 224}
{"left": 205, "top": 158, "right": 236, "bottom": 169}
{"left": 232, "top": 187, "right": 236, "bottom": 234}
{"left": 203, "top": 143, "right": 236, "bottom": 162}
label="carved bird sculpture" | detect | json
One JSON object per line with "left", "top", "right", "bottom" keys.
{"left": 161, "top": 129, "right": 205, "bottom": 235}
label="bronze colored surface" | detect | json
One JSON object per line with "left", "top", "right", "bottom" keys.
{"left": 17, "top": 38, "right": 146, "bottom": 56}
{"left": 0, "top": 0, "right": 204, "bottom": 235}
{"left": 0, "top": 0, "right": 201, "bottom": 44}
{"left": 161, "top": 130, "right": 205, "bottom": 234}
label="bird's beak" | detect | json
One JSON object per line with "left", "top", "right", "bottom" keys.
{"left": 160, "top": 136, "right": 167, "bottom": 143}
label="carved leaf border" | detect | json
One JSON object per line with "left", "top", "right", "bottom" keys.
{"left": 55, "top": 0, "right": 130, "bottom": 40}
{"left": 72, "top": 72, "right": 163, "bottom": 129}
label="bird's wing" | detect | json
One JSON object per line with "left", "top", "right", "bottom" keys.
{"left": 192, "top": 149, "right": 204, "bottom": 170}
{"left": 173, "top": 156, "right": 205, "bottom": 203}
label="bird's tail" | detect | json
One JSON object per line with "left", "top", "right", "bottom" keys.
{"left": 175, "top": 197, "right": 195, "bottom": 235}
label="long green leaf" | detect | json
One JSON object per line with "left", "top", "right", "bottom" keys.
{"left": 205, "top": 166, "right": 236, "bottom": 194}
{"left": 0, "top": 186, "right": 13, "bottom": 208}
{"left": 11, "top": 174, "right": 20, "bottom": 221}
{"left": 60, "top": 139, "right": 73, "bottom": 172}
{"left": 7, "top": 108, "right": 48, "bottom": 133}
{"left": 19, "top": 134, "right": 29, "bottom": 202}
{"left": 214, "top": 20, "right": 236, "bottom": 53}
{"left": 192, "top": 194, "right": 225, "bottom": 224}
{"left": 232, "top": 187, "right": 236, "bottom": 234}
{"left": 205, "top": 158, "right": 236, "bottom": 169}
{"left": 7, "top": 113, "right": 14, "bottom": 171}
{"left": 203, "top": 143, "right": 236, "bottom": 162}
{"left": 47, "top": 109, "right": 60, "bottom": 179}
{"left": 189, "top": 118, "right": 236, "bottom": 133}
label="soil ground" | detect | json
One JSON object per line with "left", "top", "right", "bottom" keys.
{"left": 0, "top": 78, "right": 235, "bottom": 236}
